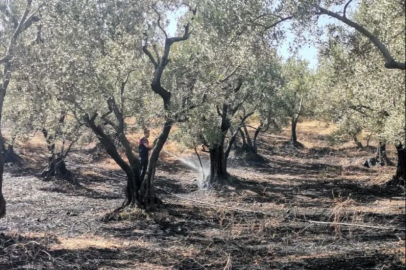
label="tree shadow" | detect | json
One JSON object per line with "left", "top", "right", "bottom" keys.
{"left": 38, "top": 184, "right": 122, "bottom": 200}
{"left": 235, "top": 176, "right": 403, "bottom": 205}
{"left": 155, "top": 175, "right": 198, "bottom": 194}
{"left": 273, "top": 250, "right": 404, "bottom": 270}
{"left": 0, "top": 232, "right": 181, "bottom": 270}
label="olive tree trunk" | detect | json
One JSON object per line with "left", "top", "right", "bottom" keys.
{"left": 84, "top": 114, "right": 141, "bottom": 208}
{"left": 291, "top": 117, "right": 298, "bottom": 146}
{"left": 291, "top": 96, "right": 303, "bottom": 147}
{"left": 239, "top": 123, "right": 258, "bottom": 153}
{"left": 0, "top": 145, "right": 5, "bottom": 218}
{"left": 40, "top": 128, "right": 73, "bottom": 180}
{"left": 139, "top": 120, "right": 173, "bottom": 209}
{"left": 204, "top": 107, "right": 253, "bottom": 187}
{"left": 375, "top": 142, "right": 394, "bottom": 166}
{"left": 206, "top": 142, "right": 229, "bottom": 187}
{"left": 0, "top": 135, "right": 20, "bottom": 164}
{"left": 353, "top": 135, "right": 363, "bottom": 148}
{"left": 252, "top": 127, "right": 261, "bottom": 153}
{"left": 387, "top": 144, "right": 406, "bottom": 187}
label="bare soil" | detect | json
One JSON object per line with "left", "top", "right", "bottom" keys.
{"left": 0, "top": 121, "right": 405, "bottom": 269}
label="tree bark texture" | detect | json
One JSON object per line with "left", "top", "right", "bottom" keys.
{"left": 139, "top": 120, "right": 173, "bottom": 209}
{"left": 375, "top": 142, "right": 394, "bottom": 166}
{"left": 388, "top": 144, "right": 406, "bottom": 186}
{"left": 291, "top": 117, "right": 298, "bottom": 146}
{"left": 85, "top": 116, "right": 140, "bottom": 207}
{"left": 207, "top": 143, "right": 228, "bottom": 186}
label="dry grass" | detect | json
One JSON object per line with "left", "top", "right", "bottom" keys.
{"left": 51, "top": 236, "right": 120, "bottom": 250}
{"left": 298, "top": 120, "right": 337, "bottom": 135}
{"left": 329, "top": 196, "right": 358, "bottom": 237}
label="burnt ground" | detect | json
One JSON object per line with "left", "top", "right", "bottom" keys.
{"left": 0, "top": 121, "right": 405, "bottom": 269}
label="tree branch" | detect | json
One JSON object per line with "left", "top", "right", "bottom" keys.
{"left": 142, "top": 43, "right": 158, "bottom": 68}
{"left": 167, "top": 23, "right": 191, "bottom": 44}
{"left": 225, "top": 111, "right": 254, "bottom": 158}
{"left": 106, "top": 97, "right": 124, "bottom": 132}
{"left": 22, "top": 13, "right": 40, "bottom": 31}
{"left": 343, "top": 0, "right": 353, "bottom": 18}
{"left": 0, "top": 0, "right": 39, "bottom": 65}
{"left": 233, "top": 80, "right": 243, "bottom": 93}
{"left": 231, "top": 92, "right": 250, "bottom": 116}
{"left": 83, "top": 114, "right": 134, "bottom": 175}
{"left": 154, "top": 8, "right": 168, "bottom": 39}
{"left": 216, "top": 105, "right": 223, "bottom": 117}
{"left": 100, "top": 107, "right": 118, "bottom": 130}
{"left": 143, "top": 7, "right": 196, "bottom": 112}
{"left": 262, "top": 16, "right": 293, "bottom": 31}
{"left": 293, "top": 95, "right": 304, "bottom": 122}
{"left": 12, "top": 0, "right": 33, "bottom": 40}
{"left": 62, "top": 137, "right": 79, "bottom": 159}
{"left": 106, "top": 97, "right": 138, "bottom": 166}
{"left": 317, "top": 6, "right": 405, "bottom": 70}
{"left": 31, "top": 24, "right": 43, "bottom": 44}
{"left": 152, "top": 44, "right": 161, "bottom": 65}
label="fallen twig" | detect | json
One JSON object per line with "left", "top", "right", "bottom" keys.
{"left": 302, "top": 220, "right": 406, "bottom": 231}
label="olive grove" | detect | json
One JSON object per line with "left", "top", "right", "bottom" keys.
{"left": 0, "top": 0, "right": 404, "bottom": 219}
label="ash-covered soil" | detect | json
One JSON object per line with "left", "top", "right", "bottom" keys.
{"left": 0, "top": 122, "right": 405, "bottom": 269}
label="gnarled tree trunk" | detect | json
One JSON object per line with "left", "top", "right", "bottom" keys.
{"left": 241, "top": 121, "right": 269, "bottom": 155}
{"left": 206, "top": 143, "right": 228, "bottom": 187}
{"left": 291, "top": 96, "right": 303, "bottom": 147}
{"left": 0, "top": 143, "right": 5, "bottom": 218}
{"left": 85, "top": 115, "right": 140, "bottom": 208}
{"left": 291, "top": 117, "right": 299, "bottom": 146}
{"left": 41, "top": 155, "right": 72, "bottom": 180}
{"left": 252, "top": 127, "right": 261, "bottom": 153}
{"left": 204, "top": 108, "right": 253, "bottom": 187}
{"left": 139, "top": 120, "right": 173, "bottom": 209}
{"left": 239, "top": 123, "right": 257, "bottom": 153}
{"left": 353, "top": 135, "right": 363, "bottom": 148}
{"left": 40, "top": 110, "right": 74, "bottom": 180}
{"left": 387, "top": 144, "right": 406, "bottom": 187}
{"left": 0, "top": 135, "right": 20, "bottom": 164}
{"left": 242, "top": 124, "right": 252, "bottom": 149}
{"left": 40, "top": 128, "right": 72, "bottom": 180}
{"left": 238, "top": 127, "right": 247, "bottom": 148}
{"left": 375, "top": 142, "right": 394, "bottom": 166}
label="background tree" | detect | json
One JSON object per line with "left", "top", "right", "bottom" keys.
{"left": 315, "top": 0, "right": 405, "bottom": 182}
{"left": 4, "top": 33, "right": 85, "bottom": 179}
{"left": 0, "top": 0, "right": 41, "bottom": 218}
{"left": 37, "top": 0, "right": 153, "bottom": 208}
{"left": 280, "top": 58, "right": 315, "bottom": 147}
{"left": 173, "top": 0, "right": 285, "bottom": 186}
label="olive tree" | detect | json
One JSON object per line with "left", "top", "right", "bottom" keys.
{"left": 172, "top": 0, "right": 286, "bottom": 186}
{"left": 36, "top": 0, "right": 153, "bottom": 208}
{"left": 0, "top": 0, "right": 41, "bottom": 218}
{"left": 315, "top": 0, "right": 405, "bottom": 184}
{"left": 280, "top": 58, "right": 315, "bottom": 147}
{"left": 141, "top": 2, "right": 199, "bottom": 207}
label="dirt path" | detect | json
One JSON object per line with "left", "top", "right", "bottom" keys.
{"left": 0, "top": 122, "right": 405, "bottom": 269}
